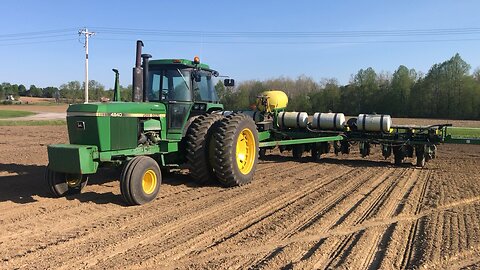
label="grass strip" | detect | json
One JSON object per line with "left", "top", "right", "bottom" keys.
{"left": 0, "top": 110, "right": 36, "bottom": 118}
{"left": 447, "top": 127, "right": 480, "bottom": 138}
{"left": 0, "top": 120, "right": 66, "bottom": 126}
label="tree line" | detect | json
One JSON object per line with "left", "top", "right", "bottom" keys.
{"left": 2, "top": 53, "right": 479, "bottom": 119}
{"left": 216, "top": 53, "right": 480, "bottom": 119}
{"left": 0, "top": 80, "right": 132, "bottom": 103}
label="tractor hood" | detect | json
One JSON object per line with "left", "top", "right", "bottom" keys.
{"left": 66, "top": 102, "right": 167, "bottom": 152}
{"left": 67, "top": 102, "right": 166, "bottom": 117}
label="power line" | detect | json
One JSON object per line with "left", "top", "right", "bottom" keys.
{"left": 0, "top": 38, "right": 76, "bottom": 47}
{"left": 0, "top": 28, "right": 77, "bottom": 38}
{"left": 0, "top": 33, "right": 73, "bottom": 41}
{"left": 94, "top": 37, "right": 480, "bottom": 45}
{"left": 91, "top": 26, "right": 480, "bottom": 38}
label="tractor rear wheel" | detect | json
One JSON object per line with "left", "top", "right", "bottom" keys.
{"left": 120, "top": 156, "right": 161, "bottom": 205}
{"left": 186, "top": 113, "right": 223, "bottom": 184}
{"left": 45, "top": 166, "right": 88, "bottom": 197}
{"left": 212, "top": 113, "right": 259, "bottom": 187}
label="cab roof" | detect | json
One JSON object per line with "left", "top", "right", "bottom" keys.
{"left": 149, "top": 59, "right": 211, "bottom": 71}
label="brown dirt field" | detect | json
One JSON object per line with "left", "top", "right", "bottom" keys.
{"left": 392, "top": 117, "right": 480, "bottom": 128}
{"left": 1, "top": 125, "right": 480, "bottom": 269}
{"left": 18, "top": 97, "right": 55, "bottom": 103}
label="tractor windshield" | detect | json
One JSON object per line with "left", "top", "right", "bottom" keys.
{"left": 148, "top": 67, "right": 219, "bottom": 103}
{"left": 148, "top": 68, "right": 192, "bottom": 102}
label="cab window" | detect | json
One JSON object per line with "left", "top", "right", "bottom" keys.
{"left": 149, "top": 69, "right": 192, "bottom": 102}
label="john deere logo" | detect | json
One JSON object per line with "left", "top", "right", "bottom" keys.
{"left": 76, "top": 121, "right": 85, "bottom": 129}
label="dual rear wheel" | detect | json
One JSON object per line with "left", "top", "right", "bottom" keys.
{"left": 187, "top": 112, "right": 260, "bottom": 187}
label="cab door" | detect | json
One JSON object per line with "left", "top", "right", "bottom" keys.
{"left": 161, "top": 70, "right": 193, "bottom": 140}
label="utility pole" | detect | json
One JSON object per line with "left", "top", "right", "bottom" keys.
{"left": 79, "top": 28, "right": 95, "bottom": 103}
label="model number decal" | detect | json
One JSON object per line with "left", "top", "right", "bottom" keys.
{"left": 110, "top": 113, "right": 123, "bottom": 117}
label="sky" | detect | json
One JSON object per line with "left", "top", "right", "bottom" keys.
{"left": 1, "top": 0, "right": 479, "bottom": 89}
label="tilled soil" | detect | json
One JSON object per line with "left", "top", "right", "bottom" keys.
{"left": 1, "top": 124, "right": 480, "bottom": 269}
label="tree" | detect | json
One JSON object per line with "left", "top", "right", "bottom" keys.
{"left": 473, "top": 67, "right": 480, "bottom": 82}
{"left": 60, "top": 81, "right": 82, "bottom": 103}
{"left": 215, "top": 80, "right": 226, "bottom": 101}
{"left": 43, "top": 87, "right": 59, "bottom": 98}
{"left": 83, "top": 80, "right": 105, "bottom": 101}
{"left": 351, "top": 67, "right": 379, "bottom": 113}
{"left": 419, "top": 53, "right": 471, "bottom": 118}
{"left": 28, "top": 84, "right": 42, "bottom": 97}
{"left": 18, "top": 84, "right": 27, "bottom": 96}
{"left": 391, "top": 65, "right": 416, "bottom": 116}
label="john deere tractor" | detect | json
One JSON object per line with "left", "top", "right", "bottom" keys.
{"left": 46, "top": 40, "right": 259, "bottom": 205}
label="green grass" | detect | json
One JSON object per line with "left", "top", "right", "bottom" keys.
{"left": 447, "top": 127, "right": 480, "bottom": 138}
{"left": 0, "top": 120, "right": 66, "bottom": 126}
{"left": 0, "top": 110, "right": 36, "bottom": 119}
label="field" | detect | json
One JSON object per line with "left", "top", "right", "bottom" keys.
{"left": 1, "top": 118, "right": 480, "bottom": 269}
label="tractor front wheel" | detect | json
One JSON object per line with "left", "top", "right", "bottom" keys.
{"left": 120, "top": 156, "right": 161, "bottom": 205}
{"left": 45, "top": 166, "right": 88, "bottom": 197}
{"left": 212, "top": 113, "right": 259, "bottom": 187}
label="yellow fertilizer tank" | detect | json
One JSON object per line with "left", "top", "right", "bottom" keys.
{"left": 256, "top": 90, "right": 288, "bottom": 112}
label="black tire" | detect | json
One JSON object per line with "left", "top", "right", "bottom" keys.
{"left": 212, "top": 113, "right": 259, "bottom": 187}
{"left": 120, "top": 156, "right": 161, "bottom": 205}
{"left": 45, "top": 166, "right": 88, "bottom": 197}
{"left": 416, "top": 155, "right": 426, "bottom": 167}
{"left": 323, "top": 142, "right": 331, "bottom": 154}
{"left": 292, "top": 144, "right": 305, "bottom": 159}
{"left": 415, "top": 145, "right": 426, "bottom": 167}
{"left": 382, "top": 145, "right": 392, "bottom": 159}
{"left": 311, "top": 147, "right": 321, "bottom": 161}
{"left": 185, "top": 113, "right": 224, "bottom": 184}
{"left": 340, "top": 141, "right": 350, "bottom": 154}
{"left": 259, "top": 148, "right": 267, "bottom": 160}
{"left": 393, "top": 146, "right": 404, "bottom": 165}
{"left": 360, "top": 142, "right": 371, "bottom": 157}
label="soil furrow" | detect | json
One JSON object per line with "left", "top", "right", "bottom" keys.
{"left": 91, "top": 165, "right": 352, "bottom": 269}
{"left": 400, "top": 169, "right": 431, "bottom": 269}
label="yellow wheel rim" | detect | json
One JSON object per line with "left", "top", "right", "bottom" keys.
{"left": 142, "top": 169, "right": 157, "bottom": 194}
{"left": 236, "top": 128, "right": 256, "bottom": 175}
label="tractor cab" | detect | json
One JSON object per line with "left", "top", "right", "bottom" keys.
{"left": 145, "top": 58, "right": 224, "bottom": 139}
{"left": 146, "top": 59, "right": 219, "bottom": 103}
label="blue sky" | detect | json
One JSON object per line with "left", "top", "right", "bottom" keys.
{"left": 1, "top": 0, "right": 479, "bottom": 89}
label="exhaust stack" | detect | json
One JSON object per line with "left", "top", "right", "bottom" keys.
{"left": 141, "top": 54, "right": 152, "bottom": 102}
{"left": 132, "top": 40, "right": 144, "bottom": 102}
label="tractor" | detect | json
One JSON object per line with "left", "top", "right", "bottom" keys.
{"left": 46, "top": 40, "right": 258, "bottom": 205}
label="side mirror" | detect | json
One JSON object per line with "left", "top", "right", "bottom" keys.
{"left": 224, "top": 79, "right": 235, "bottom": 87}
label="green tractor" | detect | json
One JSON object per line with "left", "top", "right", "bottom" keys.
{"left": 46, "top": 41, "right": 259, "bottom": 205}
